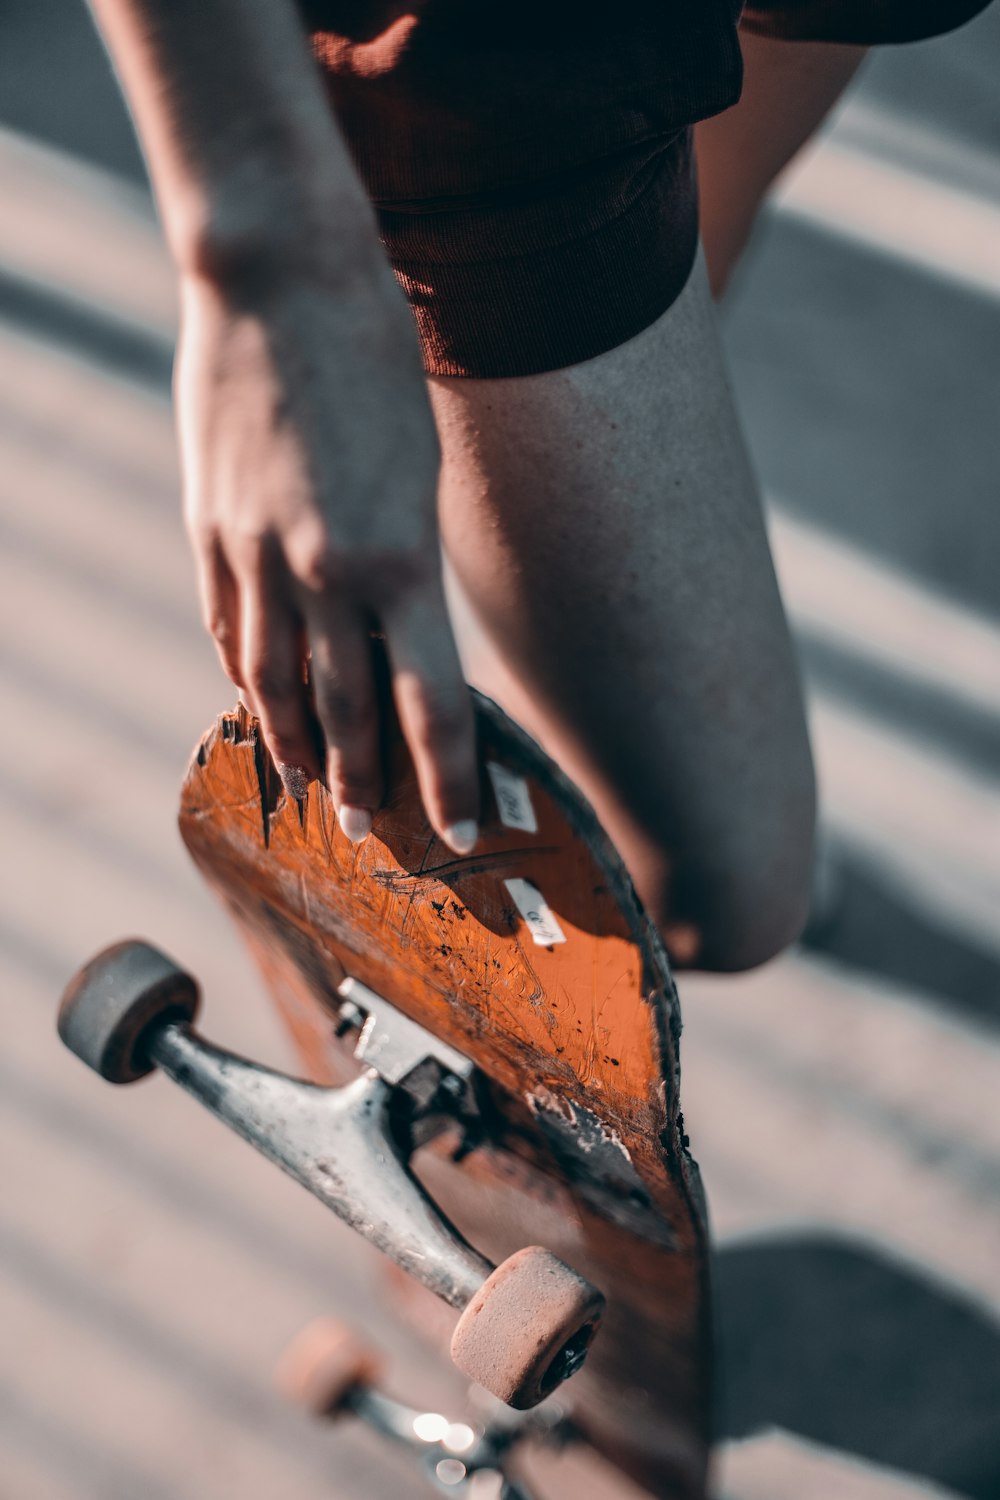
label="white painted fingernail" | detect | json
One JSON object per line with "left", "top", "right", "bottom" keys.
{"left": 277, "top": 763, "right": 310, "bottom": 800}
{"left": 339, "top": 805, "right": 372, "bottom": 843}
{"left": 443, "top": 820, "right": 478, "bottom": 855}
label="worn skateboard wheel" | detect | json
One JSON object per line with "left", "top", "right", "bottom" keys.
{"left": 274, "top": 1319, "right": 380, "bottom": 1418}
{"left": 58, "top": 939, "right": 200, "bottom": 1084}
{"left": 451, "top": 1246, "right": 604, "bottom": 1410}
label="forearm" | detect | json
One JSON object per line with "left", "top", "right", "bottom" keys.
{"left": 88, "top": 0, "right": 380, "bottom": 283}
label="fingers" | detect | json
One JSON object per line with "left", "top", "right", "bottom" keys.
{"left": 197, "top": 534, "right": 478, "bottom": 851}
{"left": 194, "top": 535, "right": 244, "bottom": 692}
{"left": 383, "top": 585, "right": 479, "bottom": 855}
{"left": 239, "top": 562, "right": 320, "bottom": 797}
{"left": 305, "top": 597, "right": 383, "bottom": 842}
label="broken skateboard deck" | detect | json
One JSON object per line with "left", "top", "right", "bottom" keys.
{"left": 175, "top": 693, "right": 713, "bottom": 1498}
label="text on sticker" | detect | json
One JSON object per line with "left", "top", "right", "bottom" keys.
{"left": 486, "top": 762, "right": 538, "bottom": 833}
{"left": 504, "top": 878, "right": 566, "bottom": 946}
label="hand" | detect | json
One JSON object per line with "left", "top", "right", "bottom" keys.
{"left": 175, "top": 259, "right": 479, "bottom": 853}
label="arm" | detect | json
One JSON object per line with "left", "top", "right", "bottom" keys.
{"left": 89, "top": 0, "right": 480, "bottom": 852}
{"left": 87, "top": 0, "right": 377, "bottom": 279}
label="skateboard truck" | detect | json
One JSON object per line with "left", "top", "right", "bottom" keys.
{"left": 58, "top": 939, "right": 605, "bottom": 1410}
{"left": 275, "top": 1317, "right": 576, "bottom": 1499}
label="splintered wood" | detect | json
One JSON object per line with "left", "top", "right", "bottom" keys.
{"left": 179, "top": 696, "right": 712, "bottom": 1500}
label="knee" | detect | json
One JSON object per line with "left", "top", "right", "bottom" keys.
{"left": 682, "top": 841, "right": 815, "bottom": 973}
{"left": 644, "top": 769, "right": 818, "bottom": 975}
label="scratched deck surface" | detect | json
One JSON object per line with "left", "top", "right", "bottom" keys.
{"left": 3, "top": 79, "right": 1000, "bottom": 1500}
{"left": 179, "top": 698, "right": 712, "bottom": 1498}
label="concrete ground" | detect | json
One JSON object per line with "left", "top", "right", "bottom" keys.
{"left": 1, "top": 4, "right": 999, "bottom": 1498}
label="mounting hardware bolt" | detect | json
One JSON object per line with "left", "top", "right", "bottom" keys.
{"left": 335, "top": 999, "right": 366, "bottom": 1038}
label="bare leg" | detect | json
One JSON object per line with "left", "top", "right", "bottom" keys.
{"left": 694, "top": 28, "right": 869, "bottom": 298}
{"left": 432, "top": 243, "right": 814, "bottom": 972}
{"left": 431, "top": 35, "right": 871, "bottom": 972}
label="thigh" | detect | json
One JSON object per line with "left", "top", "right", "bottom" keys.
{"left": 429, "top": 242, "right": 816, "bottom": 972}
{"left": 694, "top": 28, "right": 868, "bottom": 297}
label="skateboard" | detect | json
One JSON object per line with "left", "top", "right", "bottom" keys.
{"left": 59, "top": 692, "right": 713, "bottom": 1498}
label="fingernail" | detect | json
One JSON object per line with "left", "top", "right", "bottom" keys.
{"left": 338, "top": 805, "right": 372, "bottom": 843}
{"left": 443, "top": 820, "right": 478, "bottom": 855}
{"left": 277, "top": 763, "right": 310, "bottom": 800}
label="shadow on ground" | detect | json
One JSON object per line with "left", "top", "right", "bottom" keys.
{"left": 803, "top": 838, "right": 1000, "bottom": 1030}
{"left": 716, "top": 1233, "right": 1000, "bottom": 1498}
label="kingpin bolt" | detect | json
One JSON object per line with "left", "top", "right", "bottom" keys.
{"left": 335, "top": 1000, "right": 365, "bottom": 1039}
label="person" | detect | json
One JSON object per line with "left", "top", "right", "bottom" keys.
{"left": 88, "top": 0, "right": 990, "bottom": 972}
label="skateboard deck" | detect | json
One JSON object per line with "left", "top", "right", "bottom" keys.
{"left": 177, "top": 694, "right": 713, "bottom": 1498}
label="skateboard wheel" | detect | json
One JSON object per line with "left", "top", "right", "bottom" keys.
{"left": 274, "top": 1319, "right": 380, "bottom": 1418}
{"left": 451, "top": 1246, "right": 604, "bottom": 1410}
{"left": 58, "top": 939, "right": 199, "bottom": 1084}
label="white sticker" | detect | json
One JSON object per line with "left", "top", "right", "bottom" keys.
{"left": 504, "top": 878, "right": 566, "bottom": 947}
{"left": 486, "top": 762, "right": 538, "bottom": 833}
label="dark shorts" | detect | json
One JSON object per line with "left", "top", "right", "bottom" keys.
{"left": 300, "top": 1, "right": 993, "bottom": 378}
